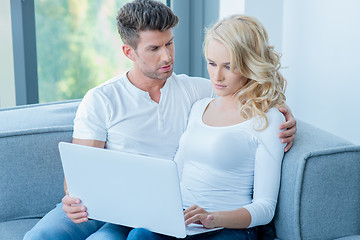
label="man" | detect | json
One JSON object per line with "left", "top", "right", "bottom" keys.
{"left": 24, "top": 0, "right": 296, "bottom": 239}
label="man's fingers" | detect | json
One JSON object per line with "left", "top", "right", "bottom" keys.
{"left": 62, "top": 203, "right": 88, "bottom": 223}
{"left": 279, "top": 118, "right": 296, "bottom": 131}
{"left": 284, "top": 142, "right": 293, "bottom": 153}
{"left": 278, "top": 106, "right": 288, "bottom": 115}
{"left": 72, "top": 217, "right": 89, "bottom": 224}
{"left": 67, "top": 211, "right": 88, "bottom": 220}
{"left": 62, "top": 195, "right": 81, "bottom": 205}
{"left": 279, "top": 127, "right": 296, "bottom": 140}
{"left": 63, "top": 204, "right": 86, "bottom": 214}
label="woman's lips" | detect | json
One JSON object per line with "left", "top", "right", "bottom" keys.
{"left": 214, "top": 83, "right": 226, "bottom": 89}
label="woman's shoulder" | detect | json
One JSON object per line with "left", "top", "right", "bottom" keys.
{"left": 251, "top": 108, "right": 284, "bottom": 135}
{"left": 266, "top": 107, "right": 285, "bottom": 125}
{"left": 192, "top": 97, "right": 214, "bottom": 109}
{"left": 188, "top": 97, "right": 214, "bottom": 120}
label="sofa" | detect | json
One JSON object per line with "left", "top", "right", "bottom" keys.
{"left": 0, "top": 100, "right": 359, "bottom": 240}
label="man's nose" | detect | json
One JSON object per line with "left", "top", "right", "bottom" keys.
{"left": 161, "top": 47, "right": 172, "bottom": 62}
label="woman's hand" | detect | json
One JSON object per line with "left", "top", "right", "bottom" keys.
{"left": 278, "top": 105, "right": 297, "bottom": 152}
{"left": 62, "top": 194, "right": 88, "bottom": 224}
{"left": 184, "top": 205, "right": 217, "bottom": 229}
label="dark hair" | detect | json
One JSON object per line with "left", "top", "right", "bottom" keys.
{"left": 116, "top": 0, "right": 179, "bottom": 49}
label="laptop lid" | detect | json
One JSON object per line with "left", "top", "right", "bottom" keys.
{"left": 59, "top": 142, "right": 187, "bottom": 238}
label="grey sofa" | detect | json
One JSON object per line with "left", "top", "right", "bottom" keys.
{"left": 0, "top": 100, "right": 359, "bottom": 240}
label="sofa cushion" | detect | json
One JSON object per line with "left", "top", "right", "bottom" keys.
{"left": 334, "top": 236, "right": 360, "bottom": 240}
{"left": 0, "top": 218, "right": 40, "bottom": 240}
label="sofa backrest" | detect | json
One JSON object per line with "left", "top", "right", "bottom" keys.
{"left": 0, "top": 100, "right": 80, "bottom": 222}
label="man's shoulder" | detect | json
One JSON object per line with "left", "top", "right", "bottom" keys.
{"left": 91, "top": 74, "right": 125, "bottom": 93}
{"left": 81, "top": 74, "right": 126, "bottom": 104}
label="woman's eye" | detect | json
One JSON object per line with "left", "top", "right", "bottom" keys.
{"left": 208, "top": 62, "right": 216, "bottom": 66}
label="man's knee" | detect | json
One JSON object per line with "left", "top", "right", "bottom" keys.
{"left": 24, "top": 226, "right": 63, "bottom": 240}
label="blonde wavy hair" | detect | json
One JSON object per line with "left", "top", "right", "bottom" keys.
{"left": 204, "top": 15, "right": 286, "bottom": 130}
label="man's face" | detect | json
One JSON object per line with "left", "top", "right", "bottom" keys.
{"left": 132, "top": 29, "right": 175, "bottom": 81}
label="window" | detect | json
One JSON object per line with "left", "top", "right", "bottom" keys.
{"left": 34, "top": 0, "right": 167, "bottom": 102}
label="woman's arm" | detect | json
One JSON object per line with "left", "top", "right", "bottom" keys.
{"left": 184, "top": 205, "right": 251, "bottom": 229}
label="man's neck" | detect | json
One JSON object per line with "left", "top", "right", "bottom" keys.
{"left": 127, "top": 70, "right": 166, "bottom": 103}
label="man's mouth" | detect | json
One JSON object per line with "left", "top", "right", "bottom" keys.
{"left": 159, "top": 64, "right": 172, "bottom": 72}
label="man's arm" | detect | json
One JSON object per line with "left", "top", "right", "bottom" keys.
{"left": 62, "top": 138, "right": 105, "bottom": 224}
{"left": 278, "top": 105, "right": 297, "bottom": 152}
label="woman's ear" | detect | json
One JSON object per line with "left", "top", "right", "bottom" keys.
{"left": 122, "top": 44, "right": 135, "bottom": 61}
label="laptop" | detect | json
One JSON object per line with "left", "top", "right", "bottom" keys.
{"left": 58, "top": 142, "right": 222, "bottom": 238}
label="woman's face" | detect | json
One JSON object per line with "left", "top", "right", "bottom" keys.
{"left": 206, "top": 38, "right": 248, "bottom": 98}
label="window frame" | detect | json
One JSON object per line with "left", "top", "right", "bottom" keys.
{"left": 10, "top": 0, "right": 219, "bottom": 105}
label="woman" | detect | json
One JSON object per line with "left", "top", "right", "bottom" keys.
{"left": 127, "top": 15, "right": 286, "bottom": 240}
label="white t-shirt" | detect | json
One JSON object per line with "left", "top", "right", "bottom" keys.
{"left": 73, "top": 73, "right": 215, "bottom": 159}
{"left": 174, "top": 98, "right": 285, "bottom": 228}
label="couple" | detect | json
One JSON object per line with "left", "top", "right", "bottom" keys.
{"left": 25, "top": 0, "right": 296, "bottom": 239}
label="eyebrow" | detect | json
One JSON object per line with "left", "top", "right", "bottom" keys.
{"left": 206, "top": 58, "right": 230, "bottom": 65}
{"left": 146, "top": 37, "right": 174, "bottom": 50}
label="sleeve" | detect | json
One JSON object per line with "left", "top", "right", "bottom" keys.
{"left": 178, "top": 74, "right": 217, "bottom": 101}
{"left": 242, "top": 109, "right": 286, "bottom": 228}
{"left": 72, "top": 89, "right": 112, "bottom": 141}
{"left": 192, "top": 76, "right": 217, "bottom": 99}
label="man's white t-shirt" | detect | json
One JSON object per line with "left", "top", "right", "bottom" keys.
{"left": 73, "top": 72, "right": 215, "bottom": 159}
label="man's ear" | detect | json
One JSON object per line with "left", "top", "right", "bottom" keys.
{"left": 122, "top": 44, "right": 135, "bottom": 61}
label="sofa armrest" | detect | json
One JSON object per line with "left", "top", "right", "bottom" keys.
{"left": 274, "top": 121, "right": 360, "bottom": 240}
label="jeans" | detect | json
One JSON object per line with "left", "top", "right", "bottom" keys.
{"left": 23, "top": 203, "right": 132, "bottom": 240}
{"left": 24, "top": 203, "right": 257, "bottom": 240}
{"left": 126, "top": 227, "right": 258, "bottom": 240}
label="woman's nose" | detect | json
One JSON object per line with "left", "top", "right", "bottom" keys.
{"left": 214, "top": 68, "right": 224, "bottom": 81}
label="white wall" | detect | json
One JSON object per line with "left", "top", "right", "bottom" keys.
{"left": 245, "top": 0, "right": 283, "bottom": 55}
{"left": 0, "top": 0, "right": 16, "bottom": 108}
{"left": 282, "top": 0, "right": 360, "bottom": 144}
{"left": 219, "top": 0, "right": 245, "bottom": 18}
{"left": 221, "top": 0, "right": 360, "bottom": 144}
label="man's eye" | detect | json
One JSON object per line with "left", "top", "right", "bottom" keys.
{"left": 151, "top": 47, "right": 159, "bottom": 51}
{"left": 208, "top": 62, "right": 216, "bottom": 67}
{"left": 166, "top": 41, "right": 173, "bottom": 46}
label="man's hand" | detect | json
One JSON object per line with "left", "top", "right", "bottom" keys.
{"left": 61, "top": 139, "right": 105, "bottom": 224}
{"left": 62, "top": 195, "right": 88, "bottom": 224}
{"left": 184, "top": 205, "right": 216, "bottom": 229}
{"left": 278, "top": 105, "right": 297, "bottom": 152}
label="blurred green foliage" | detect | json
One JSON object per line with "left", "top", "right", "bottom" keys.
{"left": 35, "top": 0, "right": 164, "bottom": 102}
